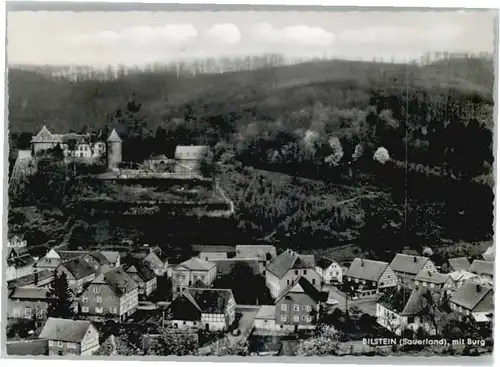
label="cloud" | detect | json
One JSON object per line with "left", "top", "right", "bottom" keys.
{"left": 338, "top": 25, "right": 463, "bottom": 45}
{"left": 206, "top": 23, "right": 241, "bottom": 46}
{"left": 252, "top": 23, "right": 336, "bottom": 47}
{"left": 69, "top": 23, "right": 198, "bottom": 46}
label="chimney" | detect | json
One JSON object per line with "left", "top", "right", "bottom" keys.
{"left": 476, "top": 284, "right": 481, "bottom": 293}
{"left": 413, "top": 256, "right": 417, "bottom": 262}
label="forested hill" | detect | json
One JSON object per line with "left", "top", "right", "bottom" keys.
{"left": 8, "top": 56, "right": 494, "bottom": 136}
{"left": 7, "top": 56, "right": 495, "bottom": 256}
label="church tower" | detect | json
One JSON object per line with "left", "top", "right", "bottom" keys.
{"left": 106, "top": 129, "right": 122, "bottom": 170}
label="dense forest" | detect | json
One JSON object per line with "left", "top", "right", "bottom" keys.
{"left": 8, "top": 55, "right": 495, "bottom": 260}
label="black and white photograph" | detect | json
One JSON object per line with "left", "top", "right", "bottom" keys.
{"left": 2, "top": 3, "right": 497, "bottom": 359}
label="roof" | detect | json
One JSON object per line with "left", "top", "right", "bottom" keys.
{"left": 275, "top": 276, "right": 324, "bottom": 304}
{"left": 61, "top": 133, "right": 88, "bottom": 144}
{"left": 185, "top": 288, "right": 234, "bottom": 314}
{"left": 414, "top": 270, "right": 450, "bottom": 284}
{"left": 101, "top": 251, "right": 120, "bottom": 263}
{"left": 191, "top": 244, "right": 236, "bottom": 253}
{"left": 6, "top": 340, "right": 48, "bottom": 356}
{"left": 316, "top": 257, "right": 337, "bottom": 270}
{"left": 235, "top": 245, "right": 277, "bottom": 261}
{"left": 39, "top": 318, "right": 94, "bottom": 343}
{"left": 35, "top": 257, "right": 61, "bottom": 269}
{"left": 450, "top": 280, "right": 493, "bottom": 311}
{"left": 390, "top": 254, "right": 431, "bottom": 276}
{"left": 31, "top": 126, "right": 57, "bottom": 142}
{"left": 149, "top": 154, "right": 168, "bottom": 160}
{"left": 59, "top": 257, "right": 96, "bottom": 279}
{"left": 174, "top": 145, "right": 209, "bottom": 160}
{"left": 7, "top": 269, "right": 54, "bottom": 289}
{"left": 255, "top": 305, "right": 276, "bottom": 320}
{"left": 176, "top": 257, "right": 216, "bottom": 272}
{"left": 266, "top": 250, "right": 316, "bottom": 278}
{"left": 482, "top": 245, "right": 495, "bottom": 261}
{"left": 345, "top": 258, "right": 389, "bottom": 282}
{"left": 57, "top": 251, "right": 87, "bottom": 261}
{"left": 107, "top": 128, "right": 122, "bottom": 142}
{"left": 378, "top": 287, "right": 428, "bottom": 316}
{"left": 448, "top": 270, "right": 476, "bottom": 283}
{"left": 124, "top": 261, "right": 156, "bottom": 281}
{"left": 448, "top": 257, "right": 471, "bottom": 272}
{"left": 468, "top": 260, "right": 494, "bottom": 277}
{"left": 7, "top": 253, "right": 36, "bottom": 268}
{"left": 89, "top": 251, "right": 110, "bottom": 265}
{"left": 92, "top": 267, "right": 138, "bottom": 296}
{"left": 9, "top": 287, "right": 49, "bottom": 300}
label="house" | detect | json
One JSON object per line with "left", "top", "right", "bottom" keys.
{"left": 30, "top": 126, "right": 106, "bottom": 161}
{"left": 78, "top": 267, "right": 138, "bottom": 322}
{"left": 450, "top": 280, "right": 494, "bottom": 322}
{"left": 468, "top": 260, "right": 494, "bottom": 280}
{"left": 212, "top": 258, "right": 261, "bottom": 277}
{"left": 8, "top": 287, "right": 50, "bottom": 320}
{"left": 39, "top": 318, "right": 100, "bottom": 356}
{"left": 253, "top": 305, "right": 277, "bottom": 332}
{"left": 235, "top": 245, "right": 277, "bottom": 272}
{"left": 377, "top": 287, "right": 436, "bottom": 336}
{"left": 343, "top": 258, "right": 397, "bottom": 297}
{"left": 174, "top": 145, "right": 210, "bottom": 173}
{"left": 482, "top": 245, "right": 494, "bottom": 261}
{"left": 131, "top": 247, "right": 169, "bottom": 276}
{"left": 265, "top": 249, "right": 321, "bottom": 299}
{"left": 35, "top": 249, "right": 64, "bottom": 271}
{"left": 389, "top": 254, "right": 437, "bottom": 282}
{"left": 171, "top": 257, "right": 217, "bottom": 296}
{"left": 101, "top": 251, "right": 121, "bottom": 268}
{"left": 6, "top": 246, "right": 37, "bottom": 281}
{"left": 315, "top": 257, "right": 343, "bottom": 284}
{"left": 413, "top": 270, "right": 454, "bottom": 295}
{"left": 448, "top": 257, "right": 471, "bottom": 272}
{"left": 168, "top": 288, "right": 236, "bottom": 331}
{"left": 194, "top": 245, "right": 236, "bottom": 261}
{"left": 7, "top": 269, "right": 54, "bottom": 290}
{"left": 123, "top": 261, "right": 157, "bottom": 297}
{"left": 56, "top": 250, "right": 111, "bottom": 275}
{"left": 274, "top": 276, "right": 324, "bottom": 333}
{"left": 55, "top": 257, "right": 97, "bottom": 293}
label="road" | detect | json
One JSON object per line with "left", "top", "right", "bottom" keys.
{"left": 227, "top": 308, "right": 259, "bottom": 346}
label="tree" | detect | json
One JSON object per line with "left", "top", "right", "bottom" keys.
{"left": 93, "top": 334, "right": 140, "bottom": 356}
{"left": 148, "top": 328, "right": 198, "bottom": 356}
{"left": 373, "top": 147, "right": 390, "bottom": 164}
{"left": 324, "top": 136, "right": 344, "bottom": 167}
{"left": 199, "top": 337, "right": 249, "bottom": 356}
{"left": 352, "top": 143, "right": 363, "bottom": 161}
{"left": 46, "top": 270, "right": 74, "bottom": 319}
{"left": 297, "top": 325, "right": 339, "bottom": 356}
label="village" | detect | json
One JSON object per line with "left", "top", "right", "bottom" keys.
{"left": 5, "top": 126, "right": 495, "bottom": 357}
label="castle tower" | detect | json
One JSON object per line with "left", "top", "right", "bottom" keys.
{"left": 106, "top": 129, "right": 122, "bottom": 170}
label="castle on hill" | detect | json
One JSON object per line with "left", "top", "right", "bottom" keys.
{"left": 30, "top": 126, "right": 122, "bottom": 170}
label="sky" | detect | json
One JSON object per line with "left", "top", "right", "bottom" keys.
{"left": 7, "top": 10, "right": 497, "bottom": 67}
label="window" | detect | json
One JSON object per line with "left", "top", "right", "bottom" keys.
{"left": 407, "top": 316, "right": 414, "bottom": 323}
{"left": 281, "top": 304, "right": 287, "bottom": 311}
{"left": 82, "top": 296, "right": 88, "bottom": 303}
{"left": 302, "top": 305, "right": 307, "bottom": 311}
{"left": 96, "top": 296, "right": 102, "bottom": 303}
{"left": 25, "top": 308, "right": 32, "bottom": 318}
{"left": 110, "top": 307, "right": 117, "bottom": 313}
{"left": 281, "top": 315, "right": 287, "bottom": 322}
{"left": 49, "top": 341, "right": 54, "bottom": 347}
{"left": 305, "top": 305, "right": 312, "bottom": 312}
{"left": 287, "top": 280, "right": 290, "bottom": 285}
{"left": 58, "top": 341, "right": 63, "bottom": 347}
{"left": 307, "top": 316, "right": 312, "bottom": 322}
{"left": 295, "top": 270, "right": 298, "bottom": 275}
{"left": 82, "top": 306, "right": 89, "bottom": 313}
{"left": 415, "top": 280, "right": 419, "bottom": 285}
{"left": 93, "top": 287, "right": 100, "bottom": 294}
{"left": 312, "top": 279, "right": 316, "bottom": 285}
{"left": 293, "top": 304, "right": 300, "bottom": 312}
{"left": 303, "top": 270, "right": 307, "bottom": 275}
{"left": 95, "top": 307, "right": 103, "bottom": 314}
{"left": 430, "top": 283, "right": 435, "bottom": 289}
{"left": 301, "top": 315, "right": 307, "bottom": 321}
{"left": 293, "top": 315, "right": 299, "bottom": 323}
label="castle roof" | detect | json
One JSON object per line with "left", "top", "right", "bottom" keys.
{"left": 107, "top": 129, "right": 122, "bottom": 142}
